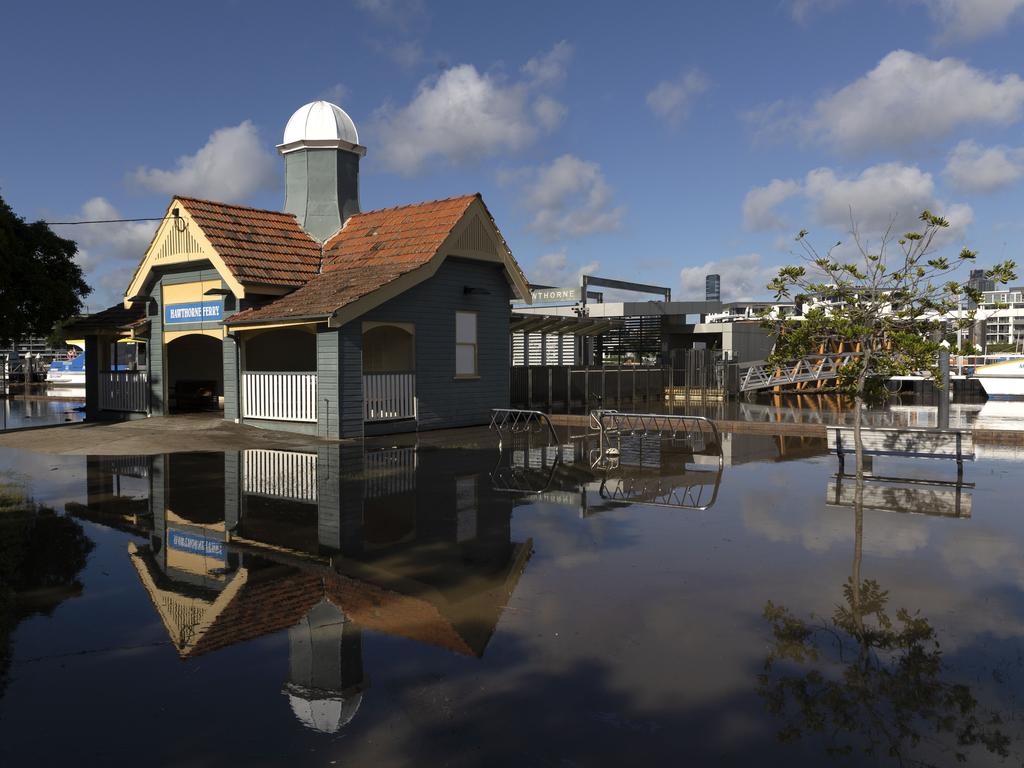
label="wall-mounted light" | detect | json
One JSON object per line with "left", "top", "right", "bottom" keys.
{"left": 463, "top": 286, "right": 492, "bottom": 295}
{"left": 203, "top": 288, "right": 232, "bottom": 296}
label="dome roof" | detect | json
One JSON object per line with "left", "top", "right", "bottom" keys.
{"left": 281, "top": 101, "right": 359, "bottom": 147}
{"left": 286, "top": 692, "right": 363, "bottom": 734}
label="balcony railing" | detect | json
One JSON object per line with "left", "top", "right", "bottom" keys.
{"left": 364, "top": 372, "right": 416, "bottom": 422}
{"left": 242, "top": 372, "right": 317, "bottom": 422}
{"left": 99, "top": 370, "right": 149, "bottom": 413}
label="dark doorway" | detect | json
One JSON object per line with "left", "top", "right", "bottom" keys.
{"left": 166, "top": 334, "right": 224, "bottom": 412}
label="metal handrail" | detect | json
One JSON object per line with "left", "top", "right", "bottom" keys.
{"left": 489, "top": 408, "right": 558, "bottom": 443}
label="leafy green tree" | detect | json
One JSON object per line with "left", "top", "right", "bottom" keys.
{"left": 765, "top": 211, "right": 1016, "bottom": 474}
{"left": 0, "top": 192, "right": 90, "bottom": 345}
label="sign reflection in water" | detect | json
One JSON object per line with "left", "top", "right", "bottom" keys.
{"left": 74, "top": 447, "right": 533, "bottom": 734}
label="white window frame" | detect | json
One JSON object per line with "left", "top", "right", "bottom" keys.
{"left": 455, "top": 310, "right": 478, "bottom": 378}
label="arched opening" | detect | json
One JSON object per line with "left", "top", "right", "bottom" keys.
{"left": 166, "top": 334, "right": 224, "bottom": 412}
{"left": 362, "top": 323, "right": 417, "bottom": 423}
{"left": 362, "top": 324, "right": 414, "bottom": 373}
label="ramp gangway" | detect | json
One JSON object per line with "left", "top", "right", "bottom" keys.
{"left": 739, "top": 352, "right": 861, "bottom": 393}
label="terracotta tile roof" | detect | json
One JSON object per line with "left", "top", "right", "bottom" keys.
{"left": 227, "top": 195, "right": 478, "bottom": 325}
{"left": 177, "top": 197, "right": 321, "bottom": 288}
{"left": 63, "top": 303, "right": 145, "bottom": 335}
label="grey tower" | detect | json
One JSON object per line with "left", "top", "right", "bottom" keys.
{"left": 278, "top": 101, "right": 367, "bottom": 243}
{"left": 705, "top": 274, "right": 721, "bottom": 302}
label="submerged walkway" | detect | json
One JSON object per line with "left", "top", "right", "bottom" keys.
{"left": 0, "top": 413, "right": 330, "bottom": 455}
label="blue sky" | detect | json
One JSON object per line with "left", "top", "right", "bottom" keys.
{"left": 2, "top": 0, "right": 1023, "bottom": 310}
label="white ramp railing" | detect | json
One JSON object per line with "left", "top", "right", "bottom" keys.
{"left": 243, "top": 372, "right": 317, "bottom": 422}
{"left": 364, "top": 373, "right": 416, "bottom": 422}
{"left": 99, "top": 371, "right": 149, "bottom": 413}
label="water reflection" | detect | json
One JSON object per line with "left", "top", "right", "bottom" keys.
{"left": 491, "top": 428, "right": 823, "bottom": 513}
{"left": 1, "top": 475, "right": 93, "bottom": 694}
{"left": 760, "top": 474, "right": 1015, "bottom": 765}
{"left": 69, "top": 447, "right": 533, "bottom": 733}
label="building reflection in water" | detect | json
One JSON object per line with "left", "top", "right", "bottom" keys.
{"left": 71, "top": 445, "right": 532, "bottom": 734}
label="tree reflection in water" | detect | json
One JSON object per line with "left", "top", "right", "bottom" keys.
{"left": 0, "top": 477, "right": 94, "bottom": 695}
{"left": 758, "top": 477, "right": 1015, "bottom": 767}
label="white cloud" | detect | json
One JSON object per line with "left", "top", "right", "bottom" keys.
{"left": 944, "top": 139, "right": 1024, "bottom": 193}
{"left": 680, "top": 253, "right": 778, "bottom": 302}
{"left": 513, "top": 154, "right": 625, "bottom": 240}
{"left": 522, "top": 40, "right": 573, "bottom": 86}
{"left": 321, "top": 82, "right": 350, "bottom": 104}
{"left": 743, "top": 178, "right": 801, "bottom": 230}
{"left": 915, "top": 0, "right": 1024, "bottom": 42}
{"left": 130, "top": 121, "right": 278, "bottom": 203}
{"left": 767, "top": 50, "right": 1024, "bottom": 152}
{"left": 645, "top": 70, "right": 709, "bottom": 125}
{"left": 354, "top": 0, "right": 426, "bottom": 29}
{"left": 787, "top": 0, "right": 846, "bottom": 22}
{"left": 54, "top": 197, "right": 158, "bottom": 310}
{"left": 528, "top": 250, "right": 600, "bottom": 288}
{"left": 745, "top": 162, "right": 973, "bottom": 244}
{"left": 374, "top": 44, "right": 570, "bottom": 174}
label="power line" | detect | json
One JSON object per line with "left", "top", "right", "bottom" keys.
{"left": 43, "top": 216, "right": 167, "bottom": 225}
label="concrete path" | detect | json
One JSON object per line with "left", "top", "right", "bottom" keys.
{"left": 0, "top": 414, "right": 331, "bottom": 455}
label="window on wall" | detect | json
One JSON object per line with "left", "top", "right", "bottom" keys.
{"left": 455, "top": 311, "right": 478, "bottom": 377}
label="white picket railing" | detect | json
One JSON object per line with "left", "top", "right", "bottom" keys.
{"left": 99, "top": 371, "right": 149, "bottom": 413}
{"left": 243, "top": 372, "right": 317, "bottom": 422}
{"left": 364, "top": 373, "right": 416, "bottom": 422}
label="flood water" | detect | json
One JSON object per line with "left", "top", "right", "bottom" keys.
{"left": 1, "top": 395, "right": 85, "bottom": 431}
{"left": 1, "top": 426, "right": 1023, "bottom": 766}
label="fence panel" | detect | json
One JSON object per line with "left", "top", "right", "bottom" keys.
{"left": 99, "top": 371, "right": 149, "bottom": 413}
{"left": 364, "top": 373, "right": 416, "bottom": 422}
{"left": 242, "top": 372, "right": 317, "bottom": 422}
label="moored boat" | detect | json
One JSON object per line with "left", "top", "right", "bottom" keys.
{"left": 46, "top": 340, "right": 86, "bottom": 387}
{"left": 973, "top": 357, "right": 1024, "bottom": 399}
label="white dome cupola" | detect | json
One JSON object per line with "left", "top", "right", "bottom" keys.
{"left": 279, "top": 101, "right": 363, "bottom": 154}
{"left": 279, "top": 100, "right": 366, "bottom": 242}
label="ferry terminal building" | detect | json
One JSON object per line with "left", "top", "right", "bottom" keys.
{"left": 70, "top": 101, "right": 530, "bottom": 439}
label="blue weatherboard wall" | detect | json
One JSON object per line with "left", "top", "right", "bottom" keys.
{"left": 333, "top": 257, "right": 512, "bottom": 435}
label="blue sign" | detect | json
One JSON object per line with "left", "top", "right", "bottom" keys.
{"left": 164, "top": 301, "right": 223, "bottom": 325}
{"left": 168, "top": 528, "right": 226, "bottom": 560}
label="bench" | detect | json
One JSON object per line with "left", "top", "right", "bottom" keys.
{"left": 826, "top": 426, "right": 974, "bottom": 479}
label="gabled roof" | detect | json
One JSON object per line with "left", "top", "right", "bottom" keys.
{"left": 227, "top": 194, "right": 529, "bottom": 327}
{"left": 175, "top": 197, "right": 321, "bottom": 287}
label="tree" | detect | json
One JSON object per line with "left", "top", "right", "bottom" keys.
{"left": 764, "top": 211, "right": 1016, "bottom": 475}
{"left": 0, "top": 192, "right": 90, "bottom": 345}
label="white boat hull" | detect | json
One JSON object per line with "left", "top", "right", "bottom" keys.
{"left": 46, "top": 371, "right": 85, "bottom": 386}
{"left": 974, "top": 358, "right": 1024, "bottom": 399}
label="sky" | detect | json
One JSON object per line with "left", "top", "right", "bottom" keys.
{"left": 1, "top": 0, "right": 1023, "bottom": 311}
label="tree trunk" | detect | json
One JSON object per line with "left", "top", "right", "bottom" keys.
{"left": 853, "top": 344, "right": 871, "bottom": 478}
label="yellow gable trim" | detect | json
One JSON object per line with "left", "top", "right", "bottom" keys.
{"left": 123, "top": 199, "right": 246, "bottom": 308}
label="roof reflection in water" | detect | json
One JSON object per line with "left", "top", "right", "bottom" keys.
{"left": 69, "top": 446, "right": 532, "bottom": 734}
